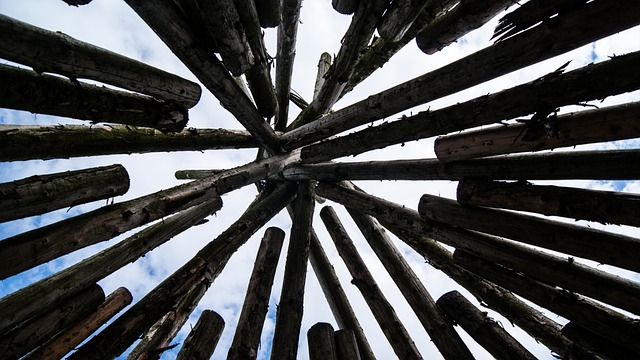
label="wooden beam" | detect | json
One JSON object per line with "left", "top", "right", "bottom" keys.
{"left": 307, "top": 323, "right": 338, "bottom": 360}
{"left": 175, "top": 310, "right": 225, "bottom": 360}
{"left": 378, "top": 0, "right": 431, "bottom": 42}
{"left": 254, "top": 0, "right": 281, "bottom": 27}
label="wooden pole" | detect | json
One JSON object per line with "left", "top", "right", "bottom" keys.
{"left": 457, "top": 179, "right": 640, "bottom": 227}
{"left": 0, "top": 14, "right": 201, "bottom": 108}
{"left": 418, "top": 194, "right": 640, "bottom": 273}
{"left": 0, "top": 124, "right": 258, "bottom": 162}
{"left": 175, "top": 310, "right": 225, "bottom": 360}
{"left": 314, "top": 53, "right": 333, "bottom": 101}
{"left": 435, "top": 101, "right": 640, "bottom": 162}
{"left": 0, "top": 164, "right": 129, "bottom": 223}
{"left": 23, "top": 287, "right": 133, "bottom": 360}
{"left": 254, "top": 0, "right": 281, "bottom": 27}
{"left": 561, "top": 322, "right": 637, "bottom": 360}
{"left": 271, "top": 182, "right": 315, "bottom": 360}
{"left": 377, "top": 0, "right": 431, "bottom": 42}
{"left": 228, "top": 227, "right": 285, "bottom": 360}
{"left": 308, "top": 322, "right": 338, "bottom": 360}
{"left": 175, "top": 170, "right": 223, "bottom": 180}
{"left": 332, "top": 0, "right": 360, "bottom": 15}
{"left": 320, "top": 206, "right": 423, "bottom": 360}
{"left": 0, "top": 63, "right": 188, "bottom": 132}
{"left": 436, "top": 290, "right": 537, "bottom": 360}
{"left": 334, "top": 329, "right": 362, "bottom": 360}
{"left": 280, "top": 0, "right": 640, "bottom": 150}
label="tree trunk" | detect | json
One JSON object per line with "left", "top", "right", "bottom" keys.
{"left": 334, "top": 329, "right": 362, "bottom": 360}
{"left": 254, "top": 0, "right": 281, "bottom": 27}
{"left": 561, "top": 322, "right": 636, "bottom": 360}
{"left": 228, "top": 227, "right": 285, "bottom": 360}
{"left": 0, "top": 164, "right": 129, "bottom": 223}
{"left": 307, "top": 323, "right": 338, "bottom": 360}
{"left": 332, "top": 0, "right": 360, "bottom": 15}
{"left": 175, "top": 310, "right": 224, "bottom": 360}
{"left": 378, "top": 0, "right": 430, "bottom": 42}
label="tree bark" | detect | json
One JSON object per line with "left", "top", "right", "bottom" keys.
{"left": 307, "top": 322, "right": 338, "bottom": 360}
{"left": 332, "top": 0, "right": 360, "bottom": 15}
{"left": 457, "top": 179, "right": 640, "bottom": 227}
{"left": 174, "top": 170, "right": 223, "bottom": 180}
{"left": 228, "top": 227, "right": 285, "bottom": 360}
{"left": 334, "top": 329, "right": 362, "bottom": 360}
{"left": 561, "top": 322, "right": 636, "bottom": 360}
{"left": 314, "top": 53, "right": 333, "bottom": 101}
{"left": 378, "top": 0, "right": 431, "bottom": 42}
{"left": 0, "top": 13, "right": 200, "bottom": 108}
{"left": 254, "top": 0, "right": 281, "bottom": 27}
{"left": 0, "top": 164, "right": 129, "bottom": 223}
{"left": 175, "top": 310, "right": 224, "bottom": 360}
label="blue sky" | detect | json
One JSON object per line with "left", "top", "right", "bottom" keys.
{"left": 1, "top": 1, "right": 639, "bottom": 359}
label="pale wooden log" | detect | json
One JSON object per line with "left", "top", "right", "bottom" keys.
{"left": 416, "top": 0, "right": 513, "bottom": 54}
{"left": 271, "top": 182, "right": 315, "bottom": 360}
{"left": 314, "top": 53, "right": 333, "bottom": 101}
{"left": 0, "top": 124, "right": 258, "bottom": 162}
{"left": 561, "top": 322, "right": 635, "bottom": 360}
{"left": 0, "top": 199, "right": 221, "bottom": 336}
{"left": 254, "top": 0, "right": 280, "bottom": 27}
{"left": 124, "top": 0, "right": 282, "bottom": 154}
{"left": 0, "top": 63, "right": 188, "bottom": 131}
{"left": 0, "top": 284, "right": 104, "bottom": 359}
{"left": 228, "top": 227, "right": 285, "bottom": 360}
{"left": 334, "top": 329, "right": 361, "bottom": 360}
{"left": 24, "top": 287, "right": 133, "bottom": 360}
{"left": 300, "top": 51, "right": 640, "bottom": 162}
{"left": 437, "top": 291, "right": 537, "bottom": 360}
{"left": 281, "top": 0, "right": 640, "bottom": 150}
{"left": 435, "top": 102, "right": 640, "bottom": 162}
{"left": 320, "top": 206, "right": 423, "bottom": 360}
{"left": 454, "top": 250, "right": 640, "bottom": 354}
{"left": 175, "top": 310, "right": 224, "bottom": 360}
{"left": 308, "top": 322, "right": 338, "bottom": 360}
{"left": 457, "top": 179, "right": 640, "bottom": 227}
{"left": 0, "top": 164, "right": 129, "bottom": 223}
{"left": 0, "top": 13, "right": 200, "bottom": 108}
{"left": 333, "top": 0, "right": 359, "bottom": 15}
{"left": 378, "top": 0, "right": 431, "bottom": 42}
{"left": 67, "top": 182, "right": 296, "bottom": 359}
{"left": 418, "top": 194, "right": 640, "bottom": 273}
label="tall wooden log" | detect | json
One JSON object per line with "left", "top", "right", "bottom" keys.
{"left": 435, "top": 102, "right": 640, "bottom": 162}
{"left": 314, "top": 53, "right": 333, "bottom": 101}
{"left": 561, "top": 322, "right": 636, "bottom": 360}
{"left": 280, "top": 0, "right": 640, "bottom": 150}
{"left": 271, "top": 182, "right": 315, "bottom": 360}
{"left": 175, "top": 310, "right": 225, "bottom": 360}
{"left": 0, "top": 199, "right": 221, "bottom": 336}
{"left": 0, "top": 164, "right": 129, "bottom": 223}
{"left": 254, "top": 0, "right": 280, "bottom": 27}
{"left": 228, "top": 227, "right": 285, "bottom": 360}
{"left": 418, "top": 194, "right": 640, "bottom": 273}
{"left": 457, "top": 179, "right": 640, "bottom": 227}
{"left": 175, "top": 170, "right": 223, "bottom": 180}
{"left": 308, "top": 322, "right": 338, "bottom": 360}
{"left": 378, "top": 0, "right": 431, "bottom": 42}
{"left": 0, "top": 63, "right": 188, "bottom": 132}
{"left": 334, "top": 329, "right": 361, "bottom": 360}
{"left": 437, "top": 290, "right": 537, "bottom": 360}
{"left": 332, "top": 0, "right": 360, "bottom": 15}
{"left": 23, "top": 287, "right": 133, "bottom": 360}
{"left": 0, "top": 284, "right": 104, "bottom": 359}
{"left": 0, "top": 124, "right": 258, "bottom": 162}
{"left": 320, "top": 206, "right": 423, "bottom": 360}
{"left": 124, "top": 0, "right": 283, "bottom": 154}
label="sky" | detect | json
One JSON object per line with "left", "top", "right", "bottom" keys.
{"left": 0, "top": 1, "right": 639, "bottom": 359}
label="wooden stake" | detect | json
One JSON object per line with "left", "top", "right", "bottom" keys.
{"left": 332, "top": 0, "right": 360, "bottom": 15}
{"left": 176, "top": 310, "right": 225, "bottom": 360}
{"left": 228, "top": 227, "right": 285, "bottom": 360}
{"left": 254, "top": 0, "right": 281, "bottom": 27}
{"left": 378, "top": 0, "right": 431, "bottom": 42}
{"left": 308, "top": 322, "right": 338, "bottom": 360}
{"left": 334, "top": 329, "right": 362, "bottom": 360}
{"left": 0, "top": 164, "right": 129, "bottom": 223}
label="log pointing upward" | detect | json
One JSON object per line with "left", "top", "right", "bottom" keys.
{"left": 176, "top": 310, "right": 225, "bottom": 360}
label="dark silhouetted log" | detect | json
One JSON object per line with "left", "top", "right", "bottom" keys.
{"left": 176, "top": 310, "right": 224, "bottom": 360}
{"left": 419, "top": 194, "right": 640, "bottom": 272}
{"left": 281, "top": 0, "right": 640, "bottom": 150}
{"left": 314, "top": 53, "right": 332, "bottom": 101}
{"left": 24, "top": 287, "right": 132, "bottom": 360}
{"left": 378, "top": 0, "right": 432, "bottom": 42}
{"left": 0, "top": 164, "right": 129, "bottom": 223}
{"left": 0, "top": 63, "right": 188, "bottom": 131}
{"left": 320, "top": 206, "right": 423, "bottom": 360}
{"left": 0, "top": 199, "right": 221, "bottom": 336}
{"left": 435, "top": 102, "right": 640, "bottom": 161}
{"left": 63, "top": 0, "right": 92, "bottom": 5}
{"left": 308, "top": 322, "right": 338, "bottom": 360}
{"left": 228, "top": 227, "right": 285, "bottom": 360}
{"left": 457, "top": 179, "right": 640, "bottom": 227}
{"left": 332, "top": 0, "right": 359, "bottom": 15}
{"left": 124, "top": 0, "right": 282, "bottom": 154}
{"left": 437, "top": 290, "right": 537, "bottom": 360}
{"left": 561, "top": 322, "right": 637, "bottom": 360}
{"left": 271, "top": 182, "right": 315, "bottom": 360}
{"left": 0, "top": 124, "right": 258, "bottom": 162}
{"left": 416, "top": 0, "right": 513, "bottom": 54}
{"left": 0, "top": 284, "right": 104, "bottom": 359}
{"left": 254, "top": 0, "right": 280, "bottom": 27}
{"left": 454, "top": 251, "right": 640, "bottom": 354}
{"left": 0, "top": 14, "right": 200, "bottom": 108}
{"left": 334, "top": 329, "right": 361, "bottom": 360}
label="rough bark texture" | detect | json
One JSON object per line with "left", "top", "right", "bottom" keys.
{"left": 254, "top": 0, "right": 281, "bottom": 27}
{"left": 273, "top": 0, "right": 302, "bottom": 130}
{"left": 378, "top": 0, "right": 431, "bottom": 42}
{"left": 175, "top": 310, "right": 224, "bottom": 360}
{"left": 334, "top": 329, "right": 362, "bottom": 360}
{"left": 314, "top": 53, "right": 333, "bottom": 101}
{"left": 307, "top": 322, "right": 338, "bottom": 360}
{"left": 561, "top": 322, "right": 637, "bottom": 360}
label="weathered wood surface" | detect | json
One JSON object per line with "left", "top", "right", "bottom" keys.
{"left": 281, "top": 0, "right": 640, "bottom": 150}
{"left": 435, "top": 102, "right": 640, "bottom": 161}
{"left": 254, "top": 0, "right": 280, "bottom": 27}
{"left": 418, "top": 194, "right": 640, "bottom": 273}
{"left": 0, "top": 164, "right": 129, "bottom": 223}
{"left": 561, "top": 322, "right": 637, "bottom": 360}
{"left": 271, "top": 182, "right": 315, "bottom": 360}
{"left": 0, "top": 124, "right": 258, "bottom": 162}
{"left": 0, "top": 13, "right": 200, "bottom": 108}
{"left": 314, "top": 53, "right": 332, "bottom": 101}
{"left": 307, "top": 322, "right": 338, "bottom": 360}
{"left": 332, "top": 0, "right": 359, "bottom": 15}
{"left": 320, "top": 206, "right": 423, "bottom": 360}
{"left": 175, "top": 169, "right": 223, "bottom": 180}
{"left": 23, "top": 287, "right": 132, "bottom": 360}
{"left": 228, "top": 227, "right": 285, "bottom": 360}
{"left": 274, "top": 0, "right": 303, "bottom": 130}
{"left": 334, "top": 329, "right": 362, "bottom": 360}
{"left": 0, "top": 63, "right": 188, "bottom": 131}
{"left": 176, "top": 310, "right": 224, "bottom": 360}
{"left": 437, "top": 290, "right": 537, "bottom": 360}
{"left": 457, "top": 179, "right": 640, "bottom": 227}
{"left": 377, "top": 0, "right": 431, "bottom": 42}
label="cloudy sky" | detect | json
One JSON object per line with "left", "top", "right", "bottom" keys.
{"left": 1, "top": 1, "right": 639, "bottom": 359}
